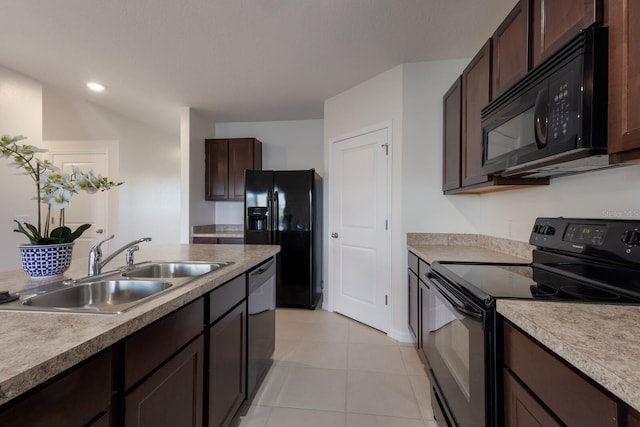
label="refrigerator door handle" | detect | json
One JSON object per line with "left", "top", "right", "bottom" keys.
{"left": 273, "top": 190, "right": 279, "bottom": 242}
{"left": 267, "top": 190, "right": 273, "bottom": 243}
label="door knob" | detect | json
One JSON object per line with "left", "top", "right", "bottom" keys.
{"left": 95, "top": 228, "right": 104, "bottom": 234}
{"left": 331, "top": 232, "right": 339, "bottom": 238}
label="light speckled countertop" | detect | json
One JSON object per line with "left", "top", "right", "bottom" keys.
{"left": 0, "top": 244, "right": 279, "bottom": 406}
{"left": 498, "top": 300, "right": 640, "bottom": 412}
{"left": 407, "top": 233, "right": 533, "bottom": 264}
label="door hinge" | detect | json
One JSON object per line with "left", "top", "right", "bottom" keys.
{"left": 385, "top": 295, "right": 388, "bottom": 305}
{"left": 381, "top": 143, "right": 388, "bottom": 156}
{"left": 385, "top": 219, "right": 388, "bottom": 230}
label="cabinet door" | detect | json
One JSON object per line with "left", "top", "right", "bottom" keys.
{"left": 0, "top": 350, "right": 112, "bottom": 427}
{"left": 408, "top": 269, "right": 419, "bottom": 343}
{"left": 531, "top": 0, "right": 602, "bottom": 67}
{"left": 443, "top": 76, "right": 462, "bottom": 192}
{"left": 608, "top": 0, "right": 640, "bottom": 163}
{"left": 124, "top": 336, "right": 204, "bottom": 427}
{"left": 504, "top": 322, "right": 619, "bottom": 426}
{"left": 492, "top": 0, "right": 530, "bottom": 97}
{"left": 228, "top": 138, "right": 261, "bottom": 201}
{"left": 504, "top": 368, "right": 562, "bottom": 427}
{"left": 418, "top": 280, "right": 430, "bottom": 366}
{"left": 462, "top": 40, "right": 492, "bottom": 187}
{"left": 205, "top": 139, "right": 229, "bottom": 201}
{"left": 209, "top": 302, "right": 247, "bottom": 427}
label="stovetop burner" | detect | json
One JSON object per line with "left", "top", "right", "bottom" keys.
{"left": 559, "top": 284, "right": 621, "bottom": 300}
{"left": 431, "top": 260, "right": 640, "bottom": 307}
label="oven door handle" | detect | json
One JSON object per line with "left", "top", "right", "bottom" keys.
{"left": 427, "top": 273, "right": 483, "bottom": 320}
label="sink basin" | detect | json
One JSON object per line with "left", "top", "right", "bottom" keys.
{"left": 21, "top": 280, "right": 172, "bottom": 314}
{"left": 123, "top": 261, "right": 233, "bottom": 279}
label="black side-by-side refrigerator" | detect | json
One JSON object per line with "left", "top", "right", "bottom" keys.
{"left": 244, "top": 169, "right": 322, "bottom": 309}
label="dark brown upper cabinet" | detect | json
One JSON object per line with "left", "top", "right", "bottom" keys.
{"left": 607, "top": 0, "right": 640, "bottom": 164}
{"left": 442, "top": 77, "right": 462, "bottom": 192}
{"left": 205, "top": 138, "right": 262, "bottom": 201}
{"left": 462, "top": 40, "right": 493, "bottom": 188}
{"left": 492, "top": 0, "right": 530, "bottom": 98}
{"left": 531, "top": 0, "right": 603, "bottom": 67}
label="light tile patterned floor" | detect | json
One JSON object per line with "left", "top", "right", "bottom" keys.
{"left": 231, "top": 309, "right": 438, "bottom": 427}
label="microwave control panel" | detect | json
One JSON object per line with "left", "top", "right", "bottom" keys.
{"left": 548, "top": 68, "right": 577, "bottom": 144}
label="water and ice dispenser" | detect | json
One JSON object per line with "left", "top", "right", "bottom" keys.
{"left": 247, "top": 207, "right": 268, "bottom": 231}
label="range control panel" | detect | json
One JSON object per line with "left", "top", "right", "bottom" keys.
{"left": 530, "top": 217, "right": 640, "bottom": 266}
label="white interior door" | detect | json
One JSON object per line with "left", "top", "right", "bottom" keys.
{"left": 49, "top": 152, "right": 110, "bottom": 258}
{"left": 330, "top": 127, "right": 390, "bottom": 332}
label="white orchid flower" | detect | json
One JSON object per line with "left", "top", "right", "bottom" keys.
{"left": 49, "top": 188, "right": 72, "bottom": 209}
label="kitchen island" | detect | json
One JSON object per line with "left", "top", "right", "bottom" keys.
{"left": 0, "top": 243, "right": 279, "bottom": 425}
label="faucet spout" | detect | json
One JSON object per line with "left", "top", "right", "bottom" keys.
{"left": 88, "top": 236, "right": 152, "bottom": 276}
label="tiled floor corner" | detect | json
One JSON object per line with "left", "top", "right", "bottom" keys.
{"left": 231, "top": 308, "right": 438, "bottom": 427}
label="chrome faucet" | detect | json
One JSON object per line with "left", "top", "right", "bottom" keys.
{"left": 88, "top": 235, "right": 152, "bottom": 276}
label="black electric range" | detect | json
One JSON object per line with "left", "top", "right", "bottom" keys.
{"left": 424, "top": 217, "right": 640, "bottom": 427}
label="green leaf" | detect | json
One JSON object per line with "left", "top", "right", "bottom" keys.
{"left": 13, "top": 220, "right": 38, "bottom": 245}
{"left": 67, "top": 224, "right": 91, "bottom": 243}
{"left": 50, "top": 226, "right": 72, "bottom": 241}
{"left": 23, "top": 223, "right": 42, "bottom": 240}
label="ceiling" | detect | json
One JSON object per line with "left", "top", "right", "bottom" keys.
{"left": 1, "top": 0, "right": 515, "bottom": 133}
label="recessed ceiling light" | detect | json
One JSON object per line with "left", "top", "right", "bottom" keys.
{"left": 87, "top": 82, "right": 105, "bottom": 92}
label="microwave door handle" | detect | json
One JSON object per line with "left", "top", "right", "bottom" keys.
{"left": 427, "top": 274, "right": 483, "bottom": 320}
{"left": 534, "top": 87, "right": 549, "bottom": 149}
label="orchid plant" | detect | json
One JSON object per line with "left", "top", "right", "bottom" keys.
{"left": 1, "top": 134, "right": 123, "bottom": 245}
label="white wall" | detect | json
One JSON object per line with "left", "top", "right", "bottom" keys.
{"left": 215, "top": 120, "right": 324, "bottom": 171}
{"left": 478, "top": 164, "right": 640, "bottom": 241}
{"left": 42, "top": 87, "right": 182, "bottom": 250}
{"left": 212, "top": 119, "right": 324, "bottom": 224}
{"left": 0, "top": 66, "right": 44, "bottom": 270}
{"left": 183, "top": 108, "right": 216, "bottom": 237}
{"left": 401, "top": 60, "right": 479, "bottom": 235}
{"left": 324, "top": 65, "right": 406, "bottom": 340}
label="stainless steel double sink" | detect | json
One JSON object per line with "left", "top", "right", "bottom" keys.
{"left": 1, "top": 261, "right": 233, "bottom": 315}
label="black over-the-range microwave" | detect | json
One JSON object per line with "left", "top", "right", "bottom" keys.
{"left": 481, "top": 27, "right": 610, "bottom": 178}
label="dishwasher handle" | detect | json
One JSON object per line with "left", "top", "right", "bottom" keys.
{"left": 248, "top": 258, "right": 276, "bottom": 294}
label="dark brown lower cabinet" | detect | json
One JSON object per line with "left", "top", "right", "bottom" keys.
{"left": 193, "top": 237, "right": 245, "bottom": 244}
{"left": 504, "top": 368, "right": 562, "bottom": 427}
{"left": 418, "top": 280, "right": 430, "bottom": 365}
{"left": 408, "top": 268, "right": 418, "bottom": 342}
{"left": 124, "top": 336, "right": 204, "bottom": 427}
{"left": 503, "top": 321, "right": 620, "bottom": 427}
{"left": 209, "top": 302, "right": 247, "bottom": 427}
{"left": 0, "top": 350, "right": 112, "bottom": 427}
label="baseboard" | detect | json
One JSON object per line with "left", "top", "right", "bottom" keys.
{"left": 389, "top": 327, "right": 414, "bottom": 343}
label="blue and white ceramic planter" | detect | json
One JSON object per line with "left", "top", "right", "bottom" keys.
{"left": 18, "top": 242, "right": 74, "bottom": 278}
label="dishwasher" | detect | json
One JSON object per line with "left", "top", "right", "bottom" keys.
{"left": 247, "top": 256, "right": 276, "bottom": 399}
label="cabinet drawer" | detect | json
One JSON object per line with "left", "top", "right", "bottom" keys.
{"left": 0, "top": 350, "right": 112, "bottom": 427}
{"left": 210, "top": 274, "right": 246, "bottom": 324}
{"left": 503, "top": 322, "right": 619, "bottom": 427}
{"left": 125, "top": 298, "right": 204, "bottom": 390}
{"left": 408, "top": 251, "right": 418, "bottom": 274}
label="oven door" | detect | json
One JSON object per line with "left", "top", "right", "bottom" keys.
{"left": 426, "top": 273, "right": 487, "bottom": 427}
